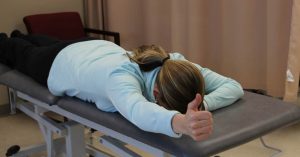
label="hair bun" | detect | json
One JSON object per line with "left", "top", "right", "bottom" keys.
{"left": 139, "top": 55, "right": 170, "bottom": 71}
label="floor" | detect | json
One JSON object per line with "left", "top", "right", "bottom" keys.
{"left": 0, "top": 100, "right": 300, "bottom": 157}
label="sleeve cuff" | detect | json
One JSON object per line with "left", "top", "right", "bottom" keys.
{"left": 203, "top": 99, "right": 209, "bottom": 111}
{"left": 169, "top": 111, "right": 183, "bottom": 138}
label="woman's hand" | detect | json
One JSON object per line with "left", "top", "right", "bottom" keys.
{"left": 172, "top": 94, "right": 213, "bottom": 141}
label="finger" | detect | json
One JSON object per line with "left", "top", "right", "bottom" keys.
{"left": 189, "top": 120, "right": 212, "bottom": 129}
{"left": 192, "top": 133, "right": 211, "bottom": 141}
{"left": 188, "top": 111, "right": 212, "bottom": 121}
{"left": 191, "top": 125, "right": 213, "bottom": 137}
{"left": 187, "top": 93, "right": 202, "bottom": 111}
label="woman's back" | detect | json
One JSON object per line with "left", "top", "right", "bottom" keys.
{"left": 48, "top": 40, "right": 134, "bottom": 111}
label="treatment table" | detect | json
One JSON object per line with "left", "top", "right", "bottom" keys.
{"left": 1, "top": 63, "right": 300, "bottom": 157}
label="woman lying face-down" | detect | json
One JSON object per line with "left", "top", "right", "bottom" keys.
{"left": 0, "top": 32, "right": 244, "bottom": 141}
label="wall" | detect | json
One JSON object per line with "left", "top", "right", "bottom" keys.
{"left": 104, "top": 0, "right": 292, "bottom": 98}
{"left": 0, "top": 0, "right": 84, "bottom": 106}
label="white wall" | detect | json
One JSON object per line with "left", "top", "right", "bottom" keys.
{"left": 0, "top": 0, "right": 84, "bottom": 105}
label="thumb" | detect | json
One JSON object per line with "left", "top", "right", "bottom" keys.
{"left": 187, "top": 93, "right": 202, "bottom": 112}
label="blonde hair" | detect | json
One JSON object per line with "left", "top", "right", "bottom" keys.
{"left": 129, "top": 45, "right": 205, "bottom": 113}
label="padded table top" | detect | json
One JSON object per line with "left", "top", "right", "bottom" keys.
{"left": 0, "top": 63, "right": 58, "bottom": 105}
{"left": 58, "top": 92, "right": 300, "bottom": 157}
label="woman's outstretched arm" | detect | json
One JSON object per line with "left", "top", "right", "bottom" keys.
{"left": 170, "top": 52, "right": 244, "bottom": 111}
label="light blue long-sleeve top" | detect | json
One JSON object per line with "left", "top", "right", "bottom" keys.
{"left": 48, "top": 40, "right": 244, "bottom": 137}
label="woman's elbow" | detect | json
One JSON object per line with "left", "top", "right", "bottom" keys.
{"left": 234, "top": 81, "right": 244, "bottom": 98}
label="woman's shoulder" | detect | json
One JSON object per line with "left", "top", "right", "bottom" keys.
{"left": 169, "top": 52, "right": 187, "bottom": 60}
